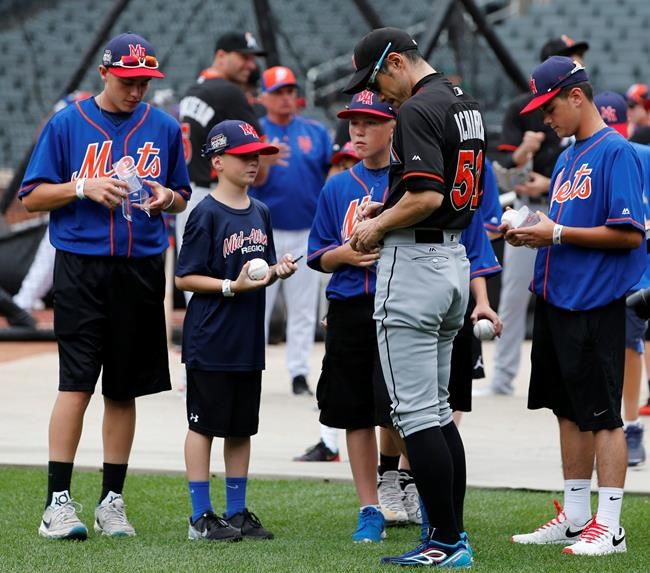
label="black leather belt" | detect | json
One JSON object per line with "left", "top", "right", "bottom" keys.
{"left": 414, "top": 229, "right": 445, "bottom": 243}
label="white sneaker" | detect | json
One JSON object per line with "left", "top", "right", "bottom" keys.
{"left": 511, "top": 500, "right": 586, "bottom": 545}
{"left": 399, "top": 473, "right": 422, "bottom": 525}
{"left": 94, "top": 492, "right": 136, "bottom": 537}
{"left": 563, "top": 518, "right": 626, "bottom": 556}
{"left": 377, "top": 471, "right": 408, "bottom": 526}
{"left": 38, "top": 494, "right": 88, "bottom": 540}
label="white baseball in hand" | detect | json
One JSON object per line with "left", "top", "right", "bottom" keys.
{"left": 473, "top": 318, "right": 496, "bottom": 341}
{"left": 501, "top": 209, "right": 518, "bottom": 228}
{"left": 247, "top": 258, "right": 269, "bottom": 280}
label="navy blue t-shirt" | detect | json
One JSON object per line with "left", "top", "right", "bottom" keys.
{"left": 176, "top": 195, "right": 277, "bottom": 371}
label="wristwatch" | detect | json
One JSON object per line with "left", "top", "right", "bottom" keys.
{"left": 222, "top": 279, "right": 235, "bottom": 297}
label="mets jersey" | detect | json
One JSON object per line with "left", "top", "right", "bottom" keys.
{"left": 176, "top": 196, "right": 277, "bottom": 371}
{"left": 631, "top": 141, "right": 650, "bottom": 291}
{"left": 532, "top": 127, "right": 645, "bottom": 310}
{"left": 308, "top": 161, "right": 500, "bottom": 301}
{"left": 20, "top": 97, "right": 191, "bottom": 258}
{"left": 249, "top": 115, "right": 331, "bottom": 230}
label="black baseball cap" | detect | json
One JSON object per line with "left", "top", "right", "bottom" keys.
{"left": 343, "top": 27, "right": 419, "bottom": 94}
{"left": 215, "top": 31, "right": 266, "bottom": 56}
{"left": 539, "top": 35, "right": 589, "bottom": 62}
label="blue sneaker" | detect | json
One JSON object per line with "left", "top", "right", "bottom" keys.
{"left": 460, "top": 532, "right": 473, "bottom": 558}
{"left": 352, "top": 506, "right": 386, "bottom": 543}
{"left": 381, "top": 537, "right": 472, "bottom": 568}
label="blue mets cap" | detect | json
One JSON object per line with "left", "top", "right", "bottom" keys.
{"left": 337, "top": 90, "right": 397, "bottom": 120}
{"left": 594, "top": 91, "right": 629, "bottom": 138}
{"left": 102, "top": 32, "right": 164, "bottom": 79}
{"left": 201, "top": 120, "right": 279, "bottom": 158}
{"left": 520, "top": 56, "right": 589, "bottom": 115}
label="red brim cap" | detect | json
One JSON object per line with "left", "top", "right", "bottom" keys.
{"left": 337, "top": 108, "right": 396, "bottom": 120}
{"left": 108, "top": 67, "right": 165, "bottom": 79}
{"left": 225, "top": 142, "right": 279, "bottom": 155}
{"left": 520, "top": 88, "right": 561, "bottom": 115}
{"left": 331, "top": 150, "right": 360, "bottom": 165}
{"left": 610, "top": 123, "right": 629, "bottom": 138}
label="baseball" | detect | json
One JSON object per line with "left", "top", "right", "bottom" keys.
{"left": 247, "top": 258, "right": 269, "bottom": 280}
{"left": 501, "top": 209, "right": 518, "bottom": 228}
{"left": 473, "top": 318, "right": 496, "bottom": 341}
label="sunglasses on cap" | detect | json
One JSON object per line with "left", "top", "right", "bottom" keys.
{"left": 110, "top": 54, "right": 160, "bottom": 70}
{"left": 545, "top": 61, "right": 586, "bottom": 94}
{"left": 367, "top": 42, "right": 392, "bottom": 93}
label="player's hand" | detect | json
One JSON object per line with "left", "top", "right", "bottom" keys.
{"left": 514, "top": 171, "right": 550, "bottom": 198}
{"left": 83, "top": 177, "right": 129, "bottom": 209}
{"left": 519, "top": 131, "right": 545, "bottom": 155}
{"left": 357, "top": 201, "right": 383, "bottom": 221}
{"left": 506, "top": 211, "right": 554, "bottom": 248}
{"left": 274, "top": 253, "right": 298, "bottom": 279}
{"left": 141, "top": 180, "right": 174, "bottom": 215}
{"left": 267, "top": 137, "right": 291, "bottom": 167}
{"left": 232, "top": 261, "right": 272, "bottom": 293}
{"left": 471, "top": 304, "right": 503, "bottom": 337}
{"left": 350, "top": 218, "right": 385, "bottom": 253}
{"left": 339, "top": 242, "right": 380, "bottom": 267}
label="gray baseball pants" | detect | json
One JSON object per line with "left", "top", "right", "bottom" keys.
{"left": 374, "top": 229, "right": 470, "bottom": 437}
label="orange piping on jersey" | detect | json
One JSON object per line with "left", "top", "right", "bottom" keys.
{"left": 76, "top": 101, "right": 114, "bottom": 255}
{"left": 365, "top": 269, "right": 369, "bottom": 294}
{"left": 308, "top": 244, "right": 337, "bottom": 260}
{"left": 123, "top": 105, "right": 151, "bottom": 258}
{"left": 18, "top": 182, "right": 39, "bottom": 195}
{"left": 403, "top": 172, "right": 445, "bottom": 183}
{"left": 381, "top": 185, "right": 389, "bottom": 202}
{"left": 470, "top": 264, "right": 501, "bottom": 278}
{"left": 497, "top": 144, "right": 518, "bottom": 152}
{"left": 350, "top": 168, "right": 371, "bottom": 195}
{"left": 607, "top": 217, "right": 645, "bottom": 230}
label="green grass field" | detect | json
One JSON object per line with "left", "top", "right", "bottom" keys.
{"left": 1, "top": 467, "right": 648, "bottom": 572}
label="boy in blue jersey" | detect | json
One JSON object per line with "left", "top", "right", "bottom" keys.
{"left": 20, "top": 32, "right": 190, "bottom": 541}
{"left": 176, "top": 120, "right": 297, "bottom": 542}
{"left": 594, "top": 91, "right": 649, "bottom": 468}
{"left": 508, "top": 57, "right": 645, "bottom": 557}
{"left": 308, "top": 91, "right": 395, "bottom": 543}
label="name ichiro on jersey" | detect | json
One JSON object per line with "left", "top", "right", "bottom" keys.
{"left": 72, "top": 141, "right": 161, "bottom": 180}
{"left": 223, "top": 228, "right": 268, "bottom": 257}
{"left": 453, "top": 110, "right": 485, "bottom": 143}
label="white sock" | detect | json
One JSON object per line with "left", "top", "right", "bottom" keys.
{"left": 597, "top": 487, "right": 623, "bottom": 531}
{"left": 563, "top": 480, "right": 592, "bottom": 525}
{"left": 624, "top": 419, "right": 641, "bottom": 428}
{"left": 320, "top": 424, "right": 339, "bottom": 453}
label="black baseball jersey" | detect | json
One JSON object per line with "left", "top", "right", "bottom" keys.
{"left": 498, "top": 92, "right": 563, "bottom": 178}
{"left": 179, "top": 77, "right": 263, "bottom": 187}
{"left": 385, "top": 73, "right": 486, "bottom": 231}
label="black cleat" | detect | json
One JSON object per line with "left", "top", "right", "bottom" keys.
{"left": 293, "top": 440, "right": 340, "bottom": 462}
{"left": 226, "top": 509, "right": 274, "bottom": 540}
{"left": 188, "top": 511, "right": 242, "bottom": 542}
{"left": 292, "top": 375, "right": 313, "bottom": 395}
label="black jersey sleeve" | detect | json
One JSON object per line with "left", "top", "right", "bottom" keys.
{"left": 498, "top": 97, "right": 524, "bottom": 153}
{"left": 398, "top": 103, "right": 446, "bottom": 194}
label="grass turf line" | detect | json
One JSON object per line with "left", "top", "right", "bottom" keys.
{"left": 1, "top": 466, "right": 649, "bottom": 572}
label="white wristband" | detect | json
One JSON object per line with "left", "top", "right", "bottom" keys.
{"left": 552, "top": 224, "right": 563, "bottom": 246}
{"left": 222, "top": 279, "right": 235, "bottom": 297}
{"left": 162, "top": 190, "right": 175, "bottom": 211}
{"left": 75, "top": 178, "right": 86, "bottom": 200}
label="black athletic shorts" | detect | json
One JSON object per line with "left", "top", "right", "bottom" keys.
{"left": 186, "top": 369, "right": 262, "bottom": 437}
{"left": 54, "top": 250, "right": 170, "bottom": 401}
{"left": 449, "top": 299, "right": 483, "bottom": 413}
{"left": 529, "top": 297, "right": 625, "bottom": 431}
{"left": 317, "top": 296, "right": 392, "bottom": 430}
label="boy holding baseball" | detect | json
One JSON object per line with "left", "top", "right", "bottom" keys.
{"left": 176, "top": 119, "right": 297, "bottom": 542}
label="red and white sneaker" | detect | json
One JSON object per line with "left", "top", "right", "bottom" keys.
{"left": 511, "top": 500, "right": 587, "bottom": 545}
{"left": 562, "top": 517, "right": 626, "bottom": 556}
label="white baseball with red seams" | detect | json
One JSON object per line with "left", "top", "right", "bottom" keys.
{"left": 501, "top": 209, "right": 518, "bottom": 228}
{"left": 247, "top": 258, "right": 269, "bottom": 280}
{"left": 473, "top": 318, "right": 496, "bottom": 340}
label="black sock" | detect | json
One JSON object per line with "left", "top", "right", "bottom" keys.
{"left": 46, "top": 461, "right": 73, "bottom": 508}
{"left": 99, "top": 463, "right": 128, "bottom": 504}
{"left": 441, "top": 421, "right": 466, "bottom": 533}
{"left": 378, "top": 454, "right": 400, "bottom": 475}
{"left": 404, "top": 426, "right": 459, "bottom": 545}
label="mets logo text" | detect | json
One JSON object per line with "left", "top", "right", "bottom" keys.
{"left": 72, "top": 141, "right": 161, "bottom": 180}
{"left": 551, "top": 164, "right": 592, "bottom": 204}
{"left": 223, "top": 228, "right": 268, "bottom": 257}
